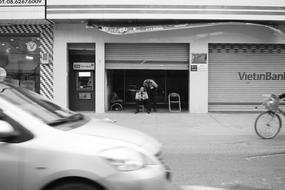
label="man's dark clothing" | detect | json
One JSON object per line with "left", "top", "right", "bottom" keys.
{"left": 279, "top": 93, "right": 285, "bottom": 99}
{"left": 143, "top": 79, "right": 158, "bottom": 112}
{"left": 146, "top": 88, "right": 157, "bottom": 112}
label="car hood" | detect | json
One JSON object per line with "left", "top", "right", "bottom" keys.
{"left": 69, "top": 118, "right": 162, "bottom": 155}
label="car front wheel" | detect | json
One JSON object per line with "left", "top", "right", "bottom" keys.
{"left": 48, "top": 181, "right": 103, "bottom": 190}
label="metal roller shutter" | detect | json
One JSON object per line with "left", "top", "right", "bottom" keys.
{"left": 105, "top": 43, "right": 189, "bottom": 70}
{"left": 209, "top": 43, "right": 285, "bottom": 111}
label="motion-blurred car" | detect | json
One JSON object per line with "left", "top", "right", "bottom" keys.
{"left": 0, "top": 82, "right": 171, "bottom": 190}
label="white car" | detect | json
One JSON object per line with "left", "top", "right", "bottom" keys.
{"left": 0, "top": 82, "right": 171, "bottom": 190}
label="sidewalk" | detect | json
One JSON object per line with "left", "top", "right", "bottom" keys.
{"left": 83, "top": 112, "right": 285, "bottom": 153}
{"left": 84, "top": 112, "right": 260, "bottom": 136}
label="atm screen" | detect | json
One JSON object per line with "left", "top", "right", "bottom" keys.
{"left": 77, "top": 72, "right": 93, "bottom": 91}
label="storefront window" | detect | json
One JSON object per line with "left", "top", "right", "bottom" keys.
{"left": 0, "top": 35, "right": 40, "bottom": 93}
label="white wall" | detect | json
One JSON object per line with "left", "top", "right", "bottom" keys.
{"left": 48, "top": 0, "right": 285, "bottom": 6}
{"left": 53, "top": 23, "right": 285, "bottom": 113}
{"left": 53, "top": 24, "right": 97, "bottom": 109}
{"left": 47, "top": 1, "right": 285, "bottom": 21}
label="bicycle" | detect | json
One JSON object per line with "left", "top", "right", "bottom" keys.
{"left": 254, "top": 94, "right": 284, "bottom": 139}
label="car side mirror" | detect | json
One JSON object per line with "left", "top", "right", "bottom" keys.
{"left": 0, "top": 120, "right": 19, "bottom": 142}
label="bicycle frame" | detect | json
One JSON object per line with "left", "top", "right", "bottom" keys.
{"left": 254, "top": 94, "right": 284, "bottom": 139}
{"left": 278, "top": 107, "right": 285, "bottom": 117}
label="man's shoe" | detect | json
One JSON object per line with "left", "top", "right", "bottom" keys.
{"left": 135, "top": 111, "right": 139, "bottom": 114}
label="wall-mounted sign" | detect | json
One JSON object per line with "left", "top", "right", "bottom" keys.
{"left": 73, "top": 62, "right": 95, "bottom": 70}
{"left": 41, "top": 53, "right": 49, "bottom": 64}
{"left": 238, "top": 72, "right": 285, "bottom": 80}
{"left": 0, "top": 0, "right": 44, "bottom": 6}
{"left": 0, "top": 0, "right": 45, "bottom": 20}
{"left": 26, "top": 41, "right": 37, "bottom": 52}
{"left": 191, "top": 65, "right": 198, "bottom": 71}
{"left": 192, "top": 53, "right": 207, "bottom": 64}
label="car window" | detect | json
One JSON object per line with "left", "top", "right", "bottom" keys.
{"left": 0, "top": 111, "right": 33, "bottom": 143}
{"left": 0, "top": 83, "right": 84, "bottom": 126}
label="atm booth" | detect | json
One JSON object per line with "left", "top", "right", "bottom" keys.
{"left": 68, "top": 43, "right": 95, "bottom": 111}
{"left": 69, "top": 62, "right": 95, "bottom": 111}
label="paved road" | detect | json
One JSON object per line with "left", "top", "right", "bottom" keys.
{"left": 164, "top": 133, "right": 285, "bottom": 190}
{"left": 85, "top": 113, "right": 285, "bottom": 190}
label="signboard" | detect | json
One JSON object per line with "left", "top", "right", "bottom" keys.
{"left": 73, "top": 62, "right": 95, "bottom": 70}
{"left": 0, "top": 0, "right": 45, "bottom": 20}
{"left": 191, "top": 53, "right": 207, "bottom": 64}
{"left": 238, "top": 72, "right": 285, "bottom": 80}
{"left": 0, "top": 0, "right": 44, "bottom": 6}
{"left": 191, "top": 65, "right": 197, "bottom": 71}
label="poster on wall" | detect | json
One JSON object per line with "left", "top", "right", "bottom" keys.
{"left": 191, "top": 53, "right": 207, "bottom": 64}
{"left": 191, "top": 53, "right": 208, "bottom": 72}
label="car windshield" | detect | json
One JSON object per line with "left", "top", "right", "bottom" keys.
{"left": 0, "top": 82, "right": 84, "bottom": 126}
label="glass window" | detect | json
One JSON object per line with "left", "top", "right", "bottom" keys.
{"left": 0, "top": 83, "right": 86, "bottom": 129}
{"left": 0, "top": 35, "right": 40, "bottom": 93}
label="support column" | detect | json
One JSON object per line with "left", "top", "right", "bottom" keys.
{"left": 189, "top": 42, "right": 208, "bottom": 113}
{"left": 95, "top": 42, "right": 105, "bottom": 113}
{"left": 53, "top": 33, "right": 68, "bottom": 108}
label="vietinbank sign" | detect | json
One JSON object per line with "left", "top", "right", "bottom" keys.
{"left": 238, "top": 72, "right": 285, "bottom": 80}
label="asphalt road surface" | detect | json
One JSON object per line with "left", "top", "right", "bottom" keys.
{"left": 165, "top": 135, "right": 285, "bottom": 190}
{"left": 88, "top": 113, "right": 285, "bottom": 190}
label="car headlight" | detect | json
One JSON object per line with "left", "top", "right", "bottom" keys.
{"left": 99, "top": 147, "right": 155, "bottom": 171}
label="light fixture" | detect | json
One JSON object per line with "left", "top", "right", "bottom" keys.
{"left": 25, "top": 55, "right": 34, "bottom": 60}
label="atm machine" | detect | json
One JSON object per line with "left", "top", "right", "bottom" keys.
{"left": 69, "top": 62, "right": 95, "bottom": 111}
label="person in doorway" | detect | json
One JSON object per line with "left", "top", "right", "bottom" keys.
{"left": 143, "top": 79, "right": 158, "bottom": 112}
{"left": 135, "top": 87, "right": 150, "bottom": 114}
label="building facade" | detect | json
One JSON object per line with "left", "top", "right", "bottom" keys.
{"left": 0, "top": 0, "right": 53, "bottom": 99}
{"left": 1, "top": 0, "right": 285, "bottom": 113}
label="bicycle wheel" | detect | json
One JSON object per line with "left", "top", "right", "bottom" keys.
{"left": 254, "top": 111, "right": 282, "bottom": 139}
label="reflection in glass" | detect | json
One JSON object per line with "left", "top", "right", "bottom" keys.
{"left": 0, "top": 36, "right": 40, "bottom": 93}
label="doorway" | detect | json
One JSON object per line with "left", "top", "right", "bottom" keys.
{"left": 107, "top": 70, "right": 189, "bottom": 111}
{"left": 68, "top": 43, "right": 95, "bottom": 111}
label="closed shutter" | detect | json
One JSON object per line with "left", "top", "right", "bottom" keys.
{"left": 105, "top": 43, "right": 189, "bottom": 70}
{"left": 208, "top": 44, "right": 285, "bottom": 111}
